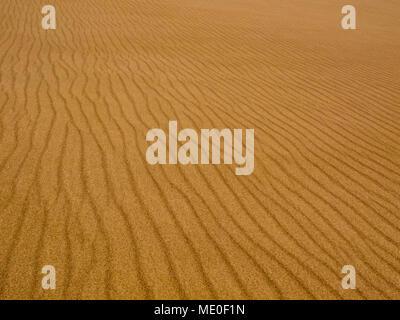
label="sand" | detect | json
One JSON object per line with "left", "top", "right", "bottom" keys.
{"left": 0, "top": 0, "right": 399, "bottom": 299}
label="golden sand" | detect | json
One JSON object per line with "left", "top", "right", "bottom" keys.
{"left": 0, "top": 0, "right": 399, "bottom": 299}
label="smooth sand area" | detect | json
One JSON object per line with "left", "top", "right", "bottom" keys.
{"left": 0, "top": 0, "right": 399, "bottom": 299}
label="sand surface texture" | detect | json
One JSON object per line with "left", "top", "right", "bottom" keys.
{"left": 1, "top": 0, "right": 400, "bottom": 299}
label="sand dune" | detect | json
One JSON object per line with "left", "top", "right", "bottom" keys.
{"left": 0, "top": 0, "right": 399, "bottom": 299}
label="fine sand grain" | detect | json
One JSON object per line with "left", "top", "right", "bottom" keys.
{"left": 0, "top": 0, "right": 399, "bottom": 299}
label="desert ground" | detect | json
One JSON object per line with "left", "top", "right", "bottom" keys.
{"left": 0, "top": 0, "right": 399, "bottom": 299}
